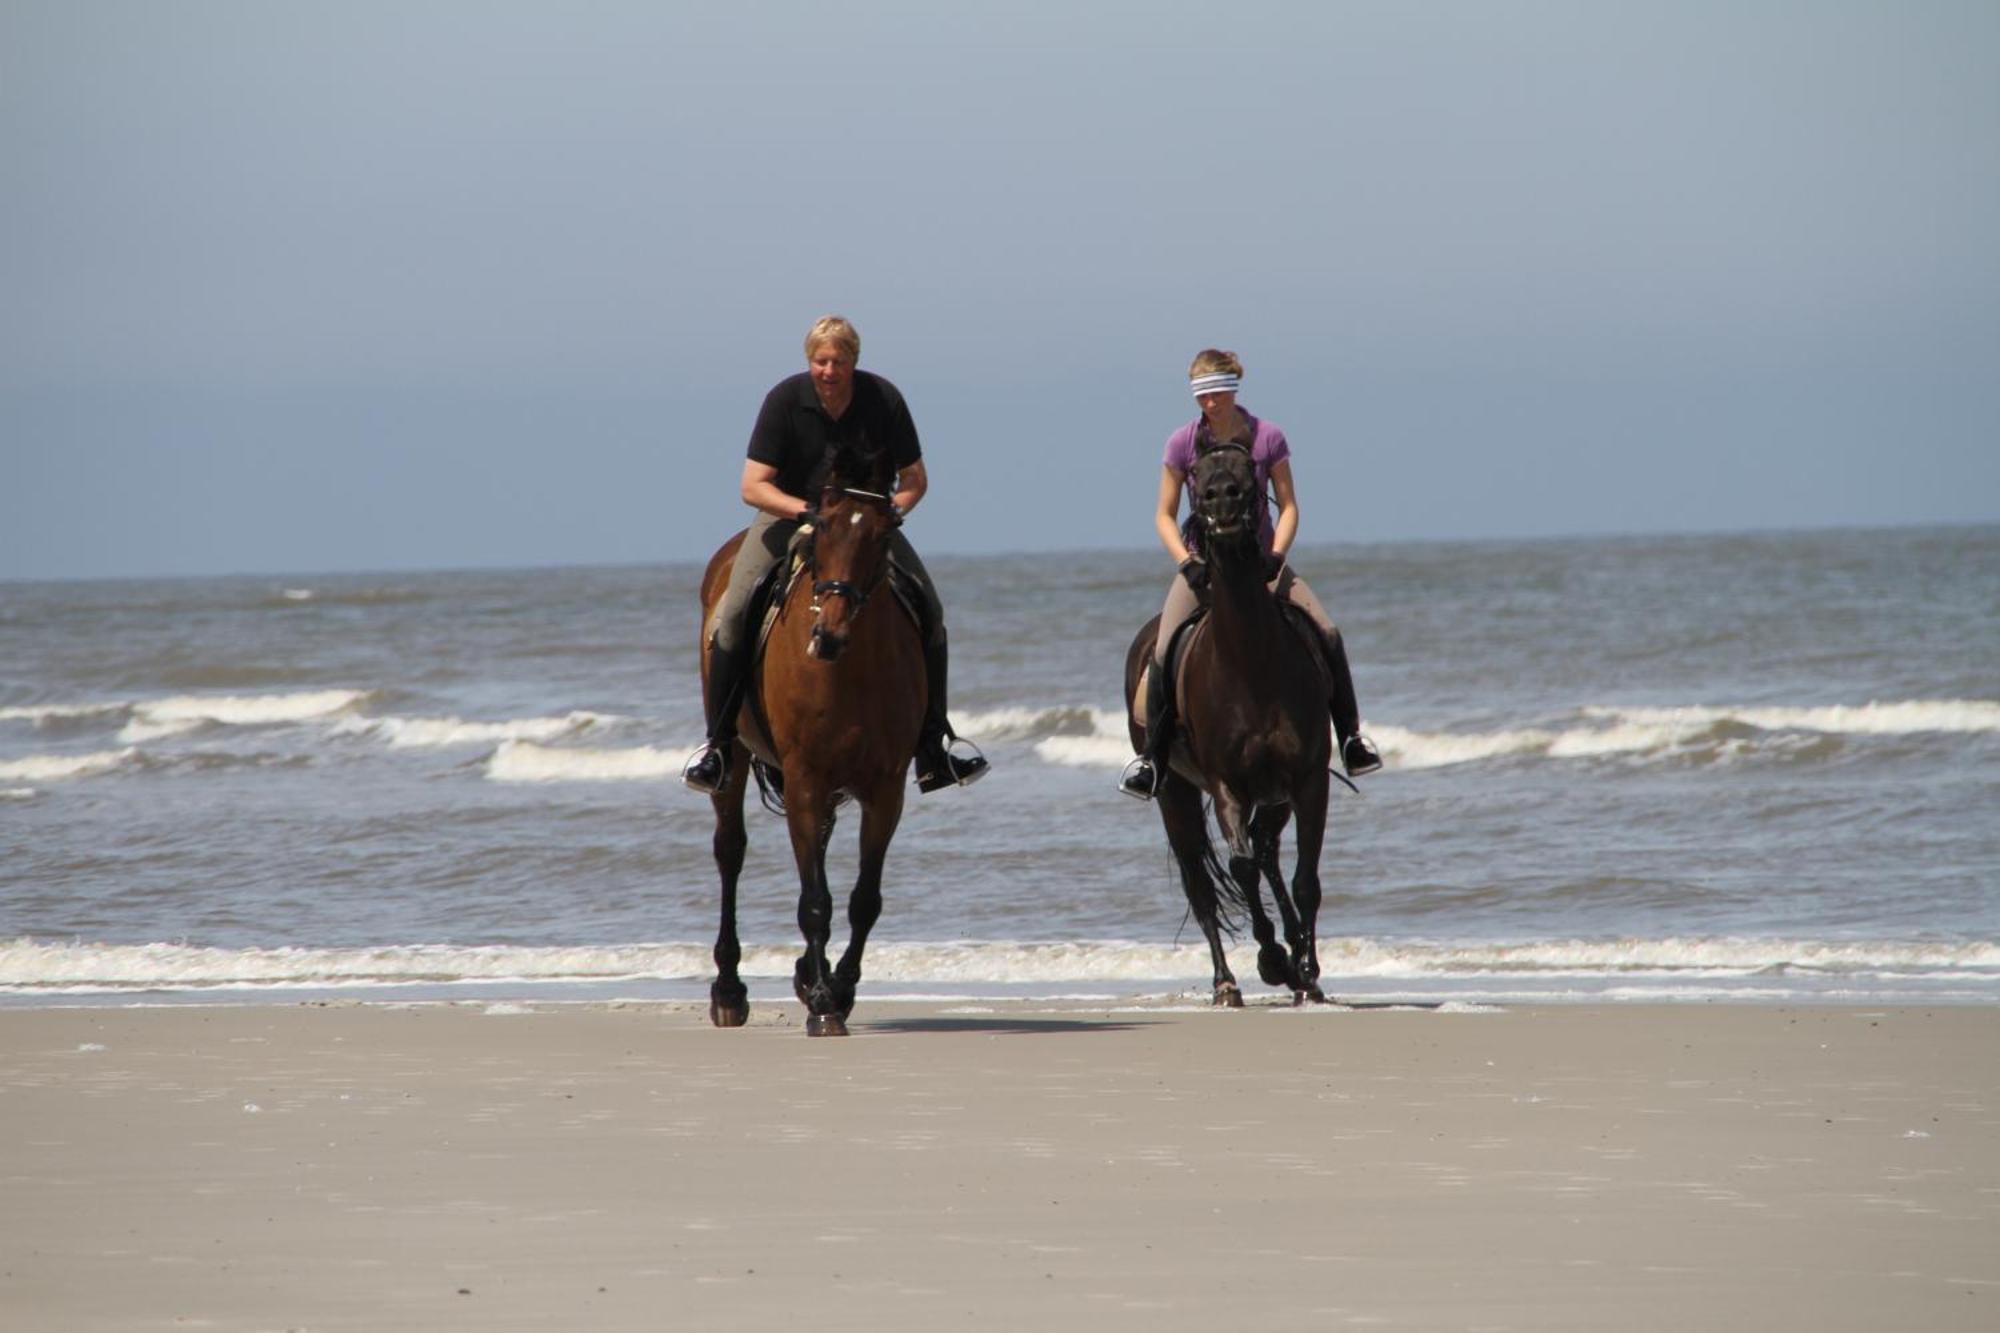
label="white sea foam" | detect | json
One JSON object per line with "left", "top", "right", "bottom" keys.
{"left": 486, "top": 740, "right": 693, "bottom": 783}
{"left": 1029, "top": 708, "right": 1134, "bottom": 767}
{"left": 2, "top": 936, "right": 1991, "bottom": 995}
{"left": 1370, "top": 698, "right": 2000, "bottom": 770}
{"left": 0, "top": 702, "right": 130, "bottom": 727}
{"left": 1588, "top": 700, "right": 2000, "bottom": 736}
{"left": 115, "top": 689, "right": 373, "bottom": 743}
{"left": 336, "top": 710, "right": 616, "bottom": 750}
{"left": 2, "top": 787, "right": 40, "bottom": 800}
{"left": 955, "top": 705, "right": 1113, "bottom": 741}
{"left": 1372, "top": 723, "right": 1554, "bottom": 769}
{"left": 0, "top": 748, "right": 139, "bottom": 782}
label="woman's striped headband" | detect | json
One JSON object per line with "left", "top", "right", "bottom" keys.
{"left": 1189, "top": 371, "right": 1241, "bottom": 399}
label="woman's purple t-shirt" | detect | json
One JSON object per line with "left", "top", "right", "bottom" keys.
{"left": 1163, "top": 409, "right": 1290, "bottom": 553}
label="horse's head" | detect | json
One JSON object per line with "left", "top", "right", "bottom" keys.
{"left": 1189, "top": 442, "right": 1260, "bottom": 560}
{"left": 805, "top": 442, "right": 899, "bottom": 662}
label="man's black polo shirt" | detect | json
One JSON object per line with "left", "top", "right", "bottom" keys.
{"left": 746, "top": 371, "right": 922, "bottom": 500}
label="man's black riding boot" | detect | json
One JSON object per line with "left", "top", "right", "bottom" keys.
{"left": 1119, "top": 655, "right": 1176, "bottom": 800}
{"left": 913, "top": 634, "right": 988, "bottom": 794}
{"left": 681, "top": 638, "right": 751, "bottom": 794}
{"left": 1323, "top": 629, "right": 1381, "bottom": 777}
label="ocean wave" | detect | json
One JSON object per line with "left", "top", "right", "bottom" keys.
{"left": 486, "top": 740, "right": 694, "bottom": 783}
{"left": 955, "top": 705, "right": 1115, "bottom": 742}
{"left": 333, "top": 710, "right": 617, "bottom": 750}
{"left": 1379, "top": 698, "right": 1999, "bottom": 770}
{"left": 1017, "top": 708, "right": 1133, "bottom": 768}
{"left": 0, "top": 702, "right": 132, "bottom": 733}
{"left": 4, "top": 936, "right": 1991, "bottom": 994}
{"left": 1, "top": 787, "right": 40, "bottom": 801}
{"left": 255, "top": 587, "right": 432, "bottom": 609}
{"left": 0, "top": 748, "right": 141, "bottom": 782}
{"left": 117, "top": 689, "right": 373, "bottom": 744}
{"left": 1587, "top": 700, "right": 2000, "bottom": 736}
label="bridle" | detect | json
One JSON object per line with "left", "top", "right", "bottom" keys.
{"left": 1191, "top": 440, "right": 1256, "bottom": 541}
{"left": 807, "top": 486, "right": 896, "bottom": 619}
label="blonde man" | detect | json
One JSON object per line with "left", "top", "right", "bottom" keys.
{"left": 683, "top": 318, "right": 988, "bottom": 796}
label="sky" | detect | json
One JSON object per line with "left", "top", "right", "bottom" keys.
{"left": 4, "top": 0, "right": 1996, "bottom": 581}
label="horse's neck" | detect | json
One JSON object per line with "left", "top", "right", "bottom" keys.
{"left": 1204, "top": 559, "right": 1289, "bottom": 663}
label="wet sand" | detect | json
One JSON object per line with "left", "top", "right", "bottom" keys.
{"left": 3, "top": 999, "right": 1995, "bottom": 1330}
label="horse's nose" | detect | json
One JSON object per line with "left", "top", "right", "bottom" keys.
{"left": 809, "top": 625, "right": 846, "bottom": 661}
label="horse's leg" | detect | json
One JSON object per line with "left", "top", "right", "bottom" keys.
{"left": 1249, "top": 804, "right": 1313, "bottom": 993}
{"left": 1214, "top": 795, "right": 1286, "bottom": 993}
{"left": 1157, "top": 773, "right": 1242, "bottom": 1008}
{"left": 708, "top": 740, "right": 752, "bottom": 1028}
{"left": 831, "top": 781, "right": 902, "bottom": 1023}
{"left": 786, "top": 789, "right": 845, "bottom": 1036}
{"left": 1287, "top": 770, "right": 1332, "bottom": 1005}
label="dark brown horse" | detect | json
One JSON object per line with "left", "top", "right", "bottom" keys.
{"left": 1123, "top": 441, "right": 1335, "bottom": 1006}
{"left": 696, "top": 443, "right": 926, "bottom": 1036}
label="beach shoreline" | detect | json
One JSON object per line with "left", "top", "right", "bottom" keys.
{"left": 4, "top": 998, "right": 1995, "bottom": 1330}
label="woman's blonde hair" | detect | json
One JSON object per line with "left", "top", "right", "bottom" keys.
{"left": 1188, "top": 348, "right": 1244, "bottom": 381}
{"left": 805, "top": 316, "right": 861, "bottom": 362}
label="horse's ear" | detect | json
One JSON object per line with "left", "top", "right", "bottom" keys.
{"left": 830, "top": 437, "right": 890, "bottom": 490}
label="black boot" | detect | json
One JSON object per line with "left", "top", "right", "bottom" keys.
{"left": 913, "top": 632, "right": 988, "bottom": 794}
{"left": 1119, "top": 655, "right": 1176, "bottom": 800}
{"left": 1322, "top": 629, "right": 1382, "bottom": 777}
{"left": 682, "top": 637, "right": 751, "bottom": 794}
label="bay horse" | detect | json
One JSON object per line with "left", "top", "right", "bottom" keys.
{"left": 695, "top": 442, "right": 927, "bottom": 1036}
{"left": 1122, "top": 441, "right": 1335, "bottom": 1006}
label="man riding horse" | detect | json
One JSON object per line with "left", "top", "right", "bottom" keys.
{"left": 682, "top": 315, "right": 989, "bottom": 797}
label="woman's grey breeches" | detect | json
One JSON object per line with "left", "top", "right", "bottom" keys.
{"left": 1151, "top": 562, "right": 1335, "bottom": 664}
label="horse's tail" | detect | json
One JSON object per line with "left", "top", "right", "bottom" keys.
{"left": 1176, "top": 799, "right": 1251, "bottom": 936}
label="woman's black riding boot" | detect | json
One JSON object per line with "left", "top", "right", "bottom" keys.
{"left": 1323, "top": 628, "right": 1381, "bottom": 777}
{"left": 914, "top": 634, "right": 988, "bottom": 793}
{"left": 681, "top": 638, "right": 750, "bottom": 794}
{"left": 1119, "top": 656, "right": 1175, "bottom": 800}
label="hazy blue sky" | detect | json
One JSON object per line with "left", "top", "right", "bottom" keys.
{"left": 5, "top": 1, "right": 1996, "bottom": 580}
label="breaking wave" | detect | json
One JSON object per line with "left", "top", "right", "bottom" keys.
{"left": 486, "top": 740, "right": 694, "bottom": 783}
{"left": 5, "top": 935, "right": 1992, "bottom": 997}
{"left": 0, "top": 748, "right": 141, "bottom": 782}
{"left": 332, "top": 710, "right": 617, "bottom": 749}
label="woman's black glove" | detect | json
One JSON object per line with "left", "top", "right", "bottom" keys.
{"left": 1262, "top": 550, "right": 1285, "bottom": 582}
{"left": 1178, "top": 556, "right": 1209, "bottom": 592}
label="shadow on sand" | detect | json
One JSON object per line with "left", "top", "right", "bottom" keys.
{"left": 861, "top": 1016, "right": 1157, "bottom": 1036}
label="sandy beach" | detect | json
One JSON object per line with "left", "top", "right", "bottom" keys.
{"left": 2, "top": 999, "right": 1995, "bottom": 1331}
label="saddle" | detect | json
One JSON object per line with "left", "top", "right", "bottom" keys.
{"left": 742, "top": 540, "right": 929, "bottom": 662}
{"left": 726, "top": 536, "right": 930, "bottom": 813}
{"left": 1132, "top": 597, "right": 1329, "bottom": 733}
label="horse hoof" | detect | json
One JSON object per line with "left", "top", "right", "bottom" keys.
{"left": 1215, "top": 984, "right": 1244, "bottom": 1009}
{"left": 709, "top": 998, "right": 750, "bottom": 1028}
{"left": 806, "top": 1012, "right": 849, "bottom": 1037}
{"left": 1293, "top": 986, "right": 1327, "bottom": 1007}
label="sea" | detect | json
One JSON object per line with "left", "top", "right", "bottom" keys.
{"left": 3, "top": 525, "right": 1996, "bottom": 1010}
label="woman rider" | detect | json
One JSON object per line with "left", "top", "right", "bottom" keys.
{"left": 1119, "top": 348, "right": 1381, "bottom": 799}
{"left": 681, "top": 316, "right": 989, "bottom": 796}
